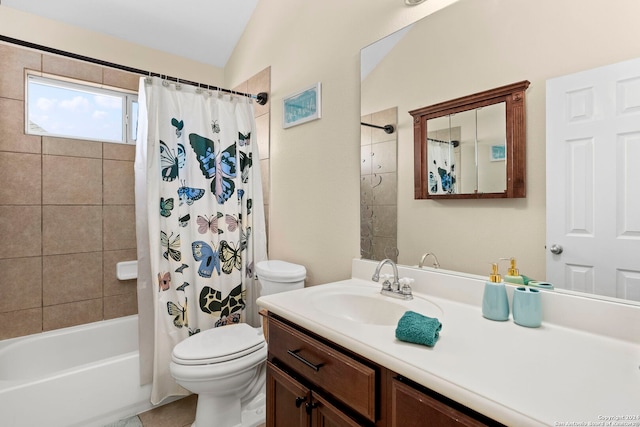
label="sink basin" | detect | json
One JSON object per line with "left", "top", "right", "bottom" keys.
{"left": 310, "top": 285, "right": 442, "bottom": 326}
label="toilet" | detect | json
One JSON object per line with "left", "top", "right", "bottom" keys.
{"left": 255, "top": 260, "right": 307, "bottom": 296}
{"left": 170, "top": 260, "right": 306, "bottom": 427}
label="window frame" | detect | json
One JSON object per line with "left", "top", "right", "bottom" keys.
{"left": 25, "top": 71, "right": 139, "bottom": 145}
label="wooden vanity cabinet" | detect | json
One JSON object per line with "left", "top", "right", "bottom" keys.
{"left": 265, "top": 313, "right": 500, "bottom": 427}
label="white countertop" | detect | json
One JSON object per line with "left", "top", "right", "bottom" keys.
{"left": 257, "top": 259, "right": 640, "bottom": 426}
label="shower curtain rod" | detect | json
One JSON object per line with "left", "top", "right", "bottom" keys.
{"left": 0, "top": 34, "right": 269, "bottom": 105}
{"left": 428, "top": 137, "right": 460, "bottom": 147}
{"left": 360, "top": 122, "right": 395, "bottom": 134}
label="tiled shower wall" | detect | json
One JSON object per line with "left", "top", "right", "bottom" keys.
{"left": 233, "top": 68, "right": 271, "bottom": 244}
{"left": 0, "top": 42, "right": 142, "bottom": 339}
{"left": 0, "top": 41, "right": 271, "bottom": 340}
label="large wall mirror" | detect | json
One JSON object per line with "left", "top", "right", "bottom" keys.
{"left": 360, "top": 0, "right": 640, "bottom": 305}
{"left": 410, "top": 81, "right": 529, "bottom": 199}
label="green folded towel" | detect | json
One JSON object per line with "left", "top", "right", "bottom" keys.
{"left": 521, "top": 274, "right": 534, "bottom": 285}
{"left": 395, "top": 311, "right": 442, "bottom": 347}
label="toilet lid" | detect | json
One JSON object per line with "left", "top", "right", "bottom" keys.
{"left": 172, "top": 323, "right": 265, "bottom": 365}
{"left": 256, "top": 260, "right": 306, "bottom": 282}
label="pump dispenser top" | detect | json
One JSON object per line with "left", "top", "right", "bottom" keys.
{"left": 507, "top": 258, "right": 519, "bottom": 276}
{"left": 489, "top": 263, "right": 501, "bottom": 283}
{"left": 502, "top": 257, "right": 525, "bottom": 285}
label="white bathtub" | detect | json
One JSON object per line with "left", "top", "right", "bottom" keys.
{"left": 0, "top": 315, "right": 154, "bottom": 427}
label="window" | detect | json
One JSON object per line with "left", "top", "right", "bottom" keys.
{"left": 26, "top": 73, "right": 138, "bottom": 144}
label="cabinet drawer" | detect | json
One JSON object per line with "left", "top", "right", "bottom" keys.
{"left": 268, "top": 317, "right": 376, "bottom": 422}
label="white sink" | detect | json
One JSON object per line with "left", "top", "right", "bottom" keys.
{"left": 310, "top": 284, "right": 442, "bottom": 326}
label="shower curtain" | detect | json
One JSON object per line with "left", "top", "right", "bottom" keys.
{"left": 134, "top": 77, "right": 267, "bottom": 404}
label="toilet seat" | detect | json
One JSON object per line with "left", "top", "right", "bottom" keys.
{"left": 172, "top": 323, "right": 265, "bottom": 366}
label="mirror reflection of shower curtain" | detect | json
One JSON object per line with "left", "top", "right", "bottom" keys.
{"left": 428, "top": 141, "right": 456, "bottom": 194}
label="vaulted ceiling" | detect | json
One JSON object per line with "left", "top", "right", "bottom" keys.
{"left": 2, "top": 0, "right": 259, "bottom": 67}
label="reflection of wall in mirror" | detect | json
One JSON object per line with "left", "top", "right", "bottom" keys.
{"left": 477, "top": 104, "right": 506, "bottom": 193}
{"left": 361, "top": 0, "right": 640, "bottom": 291}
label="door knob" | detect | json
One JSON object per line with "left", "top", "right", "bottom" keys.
{"left": 549, "top": 244, "right": 563, "bottom": 255}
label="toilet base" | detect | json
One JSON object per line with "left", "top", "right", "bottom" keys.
{"left": 194, "top": 392, "right": 241, "bottom": 427}
{"left": 191, "top": 391, "right": 265, "bottom": 427}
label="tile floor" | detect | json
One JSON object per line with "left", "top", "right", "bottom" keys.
{"left": 104, "top": 416, "right": 143, "bottom": 427}
{"left": 136, "top": 395, "right": 196, "bottom": 427}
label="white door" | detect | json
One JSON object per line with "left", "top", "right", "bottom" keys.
{"left": 546, "top": 57, "right": 640, "bottom": 302}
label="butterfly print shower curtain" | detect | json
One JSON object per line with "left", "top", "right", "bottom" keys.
{"left": 135, "top": 77, "right": 267, "bottom": 404}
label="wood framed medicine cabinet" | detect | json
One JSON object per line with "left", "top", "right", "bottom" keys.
{"left": 410, "top": 80, "right": 530, "bottom": 199}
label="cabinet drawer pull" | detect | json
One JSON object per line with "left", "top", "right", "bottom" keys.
{"left": 287, "top": 349, "right": 324, "bottom": 371}
{"left": 305, "top": 401, "right": 318, "bottom": 414}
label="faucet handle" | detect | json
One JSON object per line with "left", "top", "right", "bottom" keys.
{"left": 399, "top": 277, "right": 414, "bottom": 297}
{"left": 380, "top": 274, "right": 393, "bottom": 291}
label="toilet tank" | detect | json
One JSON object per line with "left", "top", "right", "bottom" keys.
{"left": 256, "top": 260, "right": 306, "bottom": 296}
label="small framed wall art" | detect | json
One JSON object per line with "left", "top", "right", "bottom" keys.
{"left": 283, "top": 82, "right": 322, "bottom": 128}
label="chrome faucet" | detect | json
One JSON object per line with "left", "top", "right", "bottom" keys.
{"left": 372, "top": 258, "right": 399, "bottom": 287}
{"left": 418, "top": 252, "right": 441, "bottom": 269}
{"left": 371, "top": 258, "right": 412, "bottom": 300}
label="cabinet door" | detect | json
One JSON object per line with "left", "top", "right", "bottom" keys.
{"left": 268, "top": 318, "right": 377, "bottom": 422}
{"left": 391, "top": 378, "right": 487, "bottom": 427}
{"left": 311, "top": 393, "right": 366, "bottom": 427}
{"left": 267, "top": 362, "right": 310, "bottom": 427}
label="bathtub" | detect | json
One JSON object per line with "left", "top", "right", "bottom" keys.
{"left": 0, "top": 315, "right": 155, "bottom": 427}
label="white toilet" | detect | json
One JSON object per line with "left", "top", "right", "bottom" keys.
{"left": 170, "top": 260, "right": 306, "bottom": 427}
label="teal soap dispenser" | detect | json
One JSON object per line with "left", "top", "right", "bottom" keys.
{"left": 482, "top": 263, "right": 510, "bottom": 321}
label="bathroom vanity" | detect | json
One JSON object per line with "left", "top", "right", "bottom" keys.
{"left": 265, "top": 313, "right": 494, "bottom": 426}
{"left": 257, "top": 259, "right": 640, "bottom": 426}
